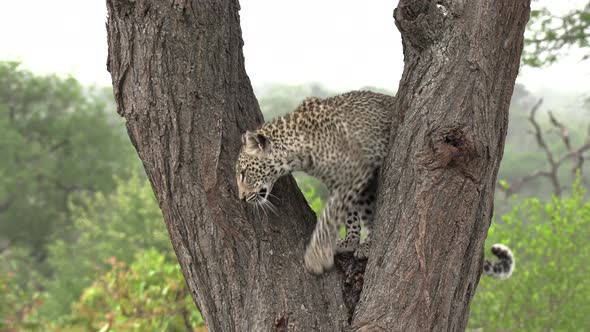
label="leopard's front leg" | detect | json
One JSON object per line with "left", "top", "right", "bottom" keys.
{"left": 304, "top": 165, "right": 372, "bottom": 274}
{"left": 304, "top": 191, "right": 350, "bottom": 274}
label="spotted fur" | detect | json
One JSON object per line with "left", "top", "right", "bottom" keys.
{"left": 236, "top": 90, "right": 515, "bottom": 278}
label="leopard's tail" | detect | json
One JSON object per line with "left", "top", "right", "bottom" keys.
{"left": 483, "top": 244, "right": 514, "bottom": 279}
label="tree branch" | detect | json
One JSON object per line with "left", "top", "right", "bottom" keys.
{"left": 503, "top": 99, "right": 590, "bottom": 197}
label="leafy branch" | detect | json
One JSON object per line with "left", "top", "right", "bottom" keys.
{"left": 524, "top": 1, "right": 590, "bottom": 67}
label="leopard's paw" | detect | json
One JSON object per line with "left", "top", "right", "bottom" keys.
{"left": 304, "top": 243, "right": 334, "bottom": 275}
{"left": 354, "top": 242, "right": 370, "bottom": 260}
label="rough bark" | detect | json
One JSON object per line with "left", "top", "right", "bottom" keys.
{"left": 106, "top": 0, "right": 530, "bottom": 331}
{"left": 352, "top": 1, "right": 530, "bottom": 331}
{"left": 106, "top": 1, "right": 348, "bottom": 331}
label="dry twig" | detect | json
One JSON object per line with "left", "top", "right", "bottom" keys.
{"left": 502, "top": 99, "right": 590, "bottom": 197}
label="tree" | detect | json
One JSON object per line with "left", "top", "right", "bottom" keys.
{"left": 470, "top": 180, "right": 590, "bottom": 330}
{"left": 501, "top": 99, "right": 590, "bottom": 198}
{"left": 524, "top": 1, "right": 590, "bottom": 67}
{"left": 42, "top": 174, "right": 172, "bottom": 318}
{"left": 105, "top": 0, "right": 530, "bottom": 331}
{"left": 0, "top": 62, "right": 137, "bottom": 260}
{"left": 0, "top": 247, "right": 45, "bottom": 331}
{"left": 68, "top": 250, "right": 205, "bottom": 331}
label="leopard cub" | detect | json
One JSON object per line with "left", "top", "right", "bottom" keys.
{"left": 236, "top": 91, "right": 514, "bottom": 278}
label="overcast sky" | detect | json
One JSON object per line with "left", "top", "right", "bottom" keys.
{"left": 1, "top": 0, "right": 588, "bottom": 102}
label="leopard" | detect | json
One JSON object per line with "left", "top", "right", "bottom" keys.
{"left": 236, "top": 90, "right": 514, "bottom": 278}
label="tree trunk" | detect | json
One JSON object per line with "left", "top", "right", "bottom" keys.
{"left": 352, "top": 1, "right": 530, "bottom": 331}
{"left": 106, "top": 0, "right": 530, "bottom": 331}
{"left": 105, "top": 1, "right": 348, "bottom": 330}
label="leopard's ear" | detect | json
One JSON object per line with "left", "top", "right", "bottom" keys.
{"left": 242, "top": 131, "right": 271, "bottom": 156}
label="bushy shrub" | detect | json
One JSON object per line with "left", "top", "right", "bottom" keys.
{"left": 469, "top": 180, "right": 590, "bottom": 331}
{"left": 0, "top": 247, "right": 46, "bottom": 331}
{"left": 42, "top": 174, "right": 172, "bottom": 318}
{"left": 66, "top": 250, "right": 205, "bottom": 331}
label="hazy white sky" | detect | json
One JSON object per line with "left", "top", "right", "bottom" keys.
{"left": 0, "top": 0, "right": 588, "bottom": 100}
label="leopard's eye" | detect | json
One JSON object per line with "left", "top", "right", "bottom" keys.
{"left": 239, "top": 172, "right": 245, "bottom": 182}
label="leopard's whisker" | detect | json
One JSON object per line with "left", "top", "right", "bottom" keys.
{"left": 260, "top": 200, "right": 274, "bottom": 212}
{"left": 263, "top": 200, "right": 279, "bottom": 216}
{"left": 266, "top": 192, "right": 281, "bottom": 202}
{"left": 257, "top": 198, "right": 269, "bottom": 219}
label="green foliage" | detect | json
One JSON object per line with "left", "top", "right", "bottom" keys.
{"left": 297, "top": 175, "right": 357, "bottom": 238}
{"left": 469, "top": 180, "right": 590, "bottom": 331}
{"left": 0, "top": 271, "right": 32, "bottom": 331}
{"left": 296, "top": 174, "right": 327, "bottom": 215}
{"left": 0, "top": 247, "right": 46, "bottom": 331}
{"left": 0, "top": 61, "right": 137, "bottom": 255}
{"left": 524, "top": 2, "right": 590, "bottom": 66}
{"left": 0, "top": 62, "right": 204, "bottom": 328}
{"left": 1, "top": 174, "right": 204, "bottom": 330}
{"left": 498, "top": 179, "right": 510, "bottom": 192}
{"left": 42, "top": 174, "right": 172, "bottom": 319}
{"left": 64, "top": 250, "right": 204, "bottom": 331}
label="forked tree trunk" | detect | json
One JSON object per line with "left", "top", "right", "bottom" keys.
{"left": 106, "top": 0, "right": 530, "bottom": 331}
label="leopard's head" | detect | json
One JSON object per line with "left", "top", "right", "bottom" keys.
{"left": 236, "top": 131, "right": 288, "bottom": 204}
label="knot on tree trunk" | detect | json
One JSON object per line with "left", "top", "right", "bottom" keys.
{"left": 393, "top": 0, "right": 447, "bottom": 52}
{"left": 417, "top": 126, "right": 480, "bottom": 182}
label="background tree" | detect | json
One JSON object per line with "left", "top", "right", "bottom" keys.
{"left": 41, "top": 174, "right": 172, "bottom": 318}
{"left": 500, "top": 99, "right": 590, "bottom": 197}
{"left": 68, "top": 250, "right": 205, "bottom": 331}
{"left": 0, "top": 62, "right": 142, "bottom": 327}
{"left": 524, "top": 1, "right": 590, "bottom": 66}
{"left": 0, "top": 62, "right": 137, "bottom": 262}
{"left": 106, "top": 1, "right": 530, "bottom": 331}
{"left": 469, "top": 179, "right": 590, "bottom": 330}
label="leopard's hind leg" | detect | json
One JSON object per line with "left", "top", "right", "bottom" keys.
{"left": 336, "top": 173, "right": 378, "bottom": 257}
{"left": 304, "top": 162, "right": 374, "bottom": 274}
